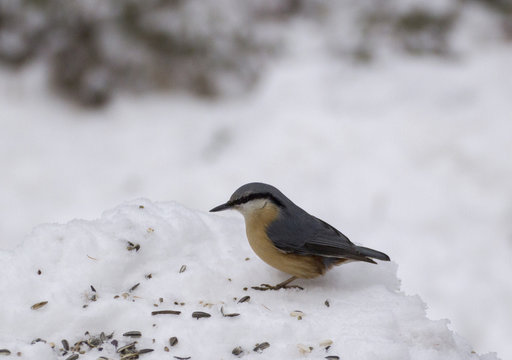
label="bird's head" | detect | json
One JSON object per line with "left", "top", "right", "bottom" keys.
{"left": 209, "top": 182, "right": 286, "bottom": 217}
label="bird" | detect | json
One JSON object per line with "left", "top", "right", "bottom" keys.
{"left": 210, "top": 182, "right": 390, "bottom": 290}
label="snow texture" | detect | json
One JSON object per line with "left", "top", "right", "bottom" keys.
{"left": 0, "top": 200, "right": 499, "bottom": 360}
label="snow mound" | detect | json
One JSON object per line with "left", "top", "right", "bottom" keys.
{"left": 0, "top": 200, "right": 498, "bottom": 360}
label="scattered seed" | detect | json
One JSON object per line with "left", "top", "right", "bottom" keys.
{"left": 297, "top": 344, "right": 312, "bottom": 354}
{"left": 169, "top": 337, "right": 178, "bottom": 347}
{"left": 16, "top": 353, "right": 22, "bottom": 357}
{"left": 152, "top": 310, "right": 181, "bottom": 316}
{"left": 37, "top": 269, "right": 42, "bottom": 275}
{"left": 238, "top": 296, "right": 250, "bottom": 304}
{"left": 232, "top": 346, "right": 243, "bottom": 356}
{"left": 90, "top": 285, "right": 96, "bottom": 292}
{"left": 325, "top": 299, "right": 330, "bottom": 307}
{"left": 65, "top": 355, "right": 79, "bottom": 360}
{"left": 31, "top": 301, "right": 48, "bottom": 310}
{"left": 245, "top": 257, "right": 250, "bottom": 261}
{"left": 98, "top": 357, "right": 109, "bottom": 360}
{"left": 147, "top": 227, "right": 155, "bottom": 233}
{"left": 179, "top": 265, "right": 187, "bottom": 273}
{"left": 129, "top": 283, "right": 140, "bottom": 292}
{"left": 228, "top": 278, "right": 232, "bottom": 281}
{"left": 139, "top": 205, "right": 144, "bottom": 209}
{"left": 192, "top": 311, "right": 211, "bottom": 319}
{"left": 253, "top": 342, "right": 270, "bottom": 352}
{"left": 319, "top": 340, "right": 333, "bottom": 348}
{"left": 82, "top": 305, "right": 88, "bottom": 308}
{"left": 123, "top": 331, "right": 142, "bottom": 338}
{"left": 145, "top": 273, "right": 152, "bottom": 279}
{"left": 164, "top": 347, "right": 169, "bottom": 352}
{"left": 173, "top": 357, "right": 191, "bottom": 360}
{"left": 117, "top": 342, "right": 137, "bottom": 353}
{"left": 243, "top": 287, "right": 248, "bottom": 291}
{"left": 87, "top": 255, "right": 98, "bottom": 260}
{"left": 31, "top": 338, "right": 46, "bottom": 344}
{"left": 159, "top": 297, "right": 163, "bottom": 303}
{"left": 61, "top": 339, "right": 69, "bottom": 351}
{"left": 152, "top": 339, "right": 155, "bottom": 344}
{"left": 325, "top": 356, "right": 340, "bottom": 360}
{"left": 49, "top": 342, "right": 55, "bottom": 348}
{"left": 87, "top": 337, "right": 102, "bottom": 347}
{"left": 138, "top": 349, "right": 154, "bottom": 354}
{"left": 111, "top": 340, "right": 118, "bottom": 347}
{"left": 120, "top": 354, "right": 138, "bottom": 360}
{"left": 0, "top": 349, "right": 11, "bottom": 356}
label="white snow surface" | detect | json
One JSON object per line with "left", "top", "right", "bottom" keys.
{"left": 0, "top": 200, "right": 498, "bottom": 360}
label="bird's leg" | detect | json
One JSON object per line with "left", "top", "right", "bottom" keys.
{"left": 251, "top": 276, "right": 304, "bottom": 291}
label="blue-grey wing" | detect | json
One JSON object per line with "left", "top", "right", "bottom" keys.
{"left": 267, "top": 210, "right": 389, "bottom": 262}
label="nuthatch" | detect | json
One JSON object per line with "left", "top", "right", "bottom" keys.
{"left": 210, "top": 182, "right": 390, "bottom": 290}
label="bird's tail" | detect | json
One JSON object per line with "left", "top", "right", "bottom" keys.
{"left": 356, "top": 246, "right": 390, "bottom": 262}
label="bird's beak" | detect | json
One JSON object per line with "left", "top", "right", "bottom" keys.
{"left": 209, "top": 202, "right": 233, "bottom": 212}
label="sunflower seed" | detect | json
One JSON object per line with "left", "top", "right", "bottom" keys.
{"left": 325, "top": 356, "right": 340, "bottom": 360}
{"left": 62, "top": 339, "right": 69, "bottom": 351}
{"left": 151, "top": 310, "right": 181, "bottom": 316}
{"left": 31, "top": 301, "right": 48, "bottom": 310}
{"left": 117, "top": 342, "right": 137, "bottom": 353}
{"left": 179, "top": 265, "right": 187, "bottom": 273}
{"left": 120, "top": 354, "right": 138, "bottom": 360}
{"left": 0, "top": 349, "right": 11, "bottom": 356}
{"left": 65, "top": 355, "right": 79, "bottom": 360}
{"left": 237, "top": 296, "right": 250, "bottom": 303}
{"left": 253, "top": 342, "right": 270, "bottom": 352}
{"left": 232, "top": 346, "right": 243, "bottom": 356}
{"left": 123, "top": 331, "right": 141, "bottom": 338}
{"left": 192, "top": 311, "right": 211, "bottom": 319}
{"left": 173, "top": 357, "right": 191, "bottom": 360}
{"left": 90, "top": 285, "right": 96, "bottom": 292}
{"left": 138, "top": 349, "right": 154, "bottom": 354}
{"left": 169, "top": 337, "right": 178, "bottom": 347}
{"left": 129, "top": 283, "right": 140, "bottom": 292}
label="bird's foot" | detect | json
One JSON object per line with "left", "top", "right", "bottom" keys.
{"left": 251, "top": 283, "right": 304, "bottom": 291}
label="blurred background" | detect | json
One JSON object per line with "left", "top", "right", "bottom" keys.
{"left": 1, "top": 0, "right": 511, "bottom": 358}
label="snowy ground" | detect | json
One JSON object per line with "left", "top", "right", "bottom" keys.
{"left": 1, "top": 22, "right": 512, "bottom": 359}
{"left": 0, "top": 200, "right": 499, "bottom": 359}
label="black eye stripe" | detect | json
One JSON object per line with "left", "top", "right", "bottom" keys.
{"left": 230, "top": 193, "right": 284, "bottom": 208}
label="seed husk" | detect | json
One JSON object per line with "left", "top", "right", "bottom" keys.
{"left": 37, "top": 269, "right": 42, "bottom": 275}
{"left": 164, "top": 347, "right": 169, "bottom": 352}
{"left": 253, "top": 342, "right": 270, "bottom": 352}
{"left": 90, "top": 285, "right": 96, "bottom": 292}
{"left": 0, "top": 349, "right": 11, "bottom": 356}
{"left": 325, "top": 356, "right": 340, "bottom": 360}
{"left": 232, "top": 346, "right": 243, "bottom": 356}
{"left": 173, "top": 357, "right": 191, "bottom": 360}
{"left": 65, "top": 355, "right": 79, "bottom": 360}
{"left": 123, "top": 331, "right": 142, "bottom": 338}
{"left": 129, "top": 283, "right": 140, "bottom": 292}
{"left": 120, "top": 354, "right": 138, "bottom": 360}
{"left": 319, "top": 339, "right": 333, "bottom": 347}
{"left": 117, "top": 342, "right": 137, "bottom": 353}
{"left": 31, "top": 301, "right": 48, "bottom": 310}
{"left": 220, "top": 306, "right": 239, "bottom": 317}
{"left": 237, "top": 296, "right": 250, "bottom": 303}
{"left": 297, "top": 344, "right": 312, "bottom": 354}
{"left": 192, "top": 311, "right": 211, "bottom": 319}
{"left": 62, "top": 339, "right": 69, "bottom": 351}
{"left": 138, "top": 349, "right": 154, "bottom": 354}
{"left": 31, "top": 338, "right": 46, "bottom": 344}
{"left": 179, "top": 265, "right": 187, "bottom": 273}
{"left": 145, "top": 274, "right": 152, "bottom": 279}
{"left": 325, "top": 299, "right": 330, "bottom": 307}
{"left": 169, "top": 337, "right": 178, "bottom": 347}
{"left": 151, "top": 310, "right": 181, "bottom": 316}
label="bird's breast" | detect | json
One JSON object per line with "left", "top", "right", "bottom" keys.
{"left": 244, "top": 206, "right": 326, "bottom": 279}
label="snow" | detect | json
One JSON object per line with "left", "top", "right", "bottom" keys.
{"left": 0, "top": 200, "right": 498, "bottom": 359}
{"left": 1, "top": 13, "right": 512, "bottom": 360}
